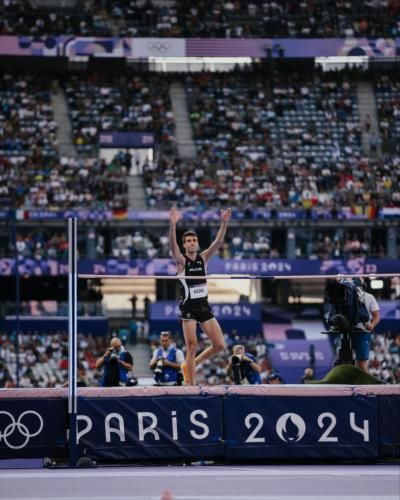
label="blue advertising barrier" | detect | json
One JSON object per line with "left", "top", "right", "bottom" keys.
{"left": 0, "top": 398, "right": 67, "bottom": 459}
{"left": 0, "top": 387, "right": 398, "bottom": 462}
{"left": 377, "top": 395, "right": 400, "bottom": 457}
{"left": 76, "top": 396, "right": 223, "bottom": 461}
{"left": 223, "top": 395, "right": 378, "bottom": 460}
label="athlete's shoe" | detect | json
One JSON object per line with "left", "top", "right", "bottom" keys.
{"left": 180, "top": 361, "right": 189, "bottom": 384}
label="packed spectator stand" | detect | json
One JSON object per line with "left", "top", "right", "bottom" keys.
{"left": 375, "top": 71, "right": 400, "bottom": 154}
{"left": 0, "top": 65, "right": 399, "bottom": 213}
{"left": 1, "top": 329, "right": 399, "bottom": 388}
{"left": 0, "top": 0, "right": 113, "bottom": 36}
{"left": 1, "top": 1, "right": 399, "bottom": 38}
{"left": 0, "top": 331, "right": 107, "bottom": 388}
{"left": 65, "top": 73, "right": 175, "bottom": 156}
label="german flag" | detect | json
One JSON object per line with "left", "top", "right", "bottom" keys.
{"left": 113, "top": 208, "right": 128, "bottom": 220}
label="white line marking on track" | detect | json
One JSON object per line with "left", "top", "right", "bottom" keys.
{"left": 0, "top": 467, "right": 398, "bottom": 480}
{"left": 0, "top": 496, "right": 398, "bottom": 500}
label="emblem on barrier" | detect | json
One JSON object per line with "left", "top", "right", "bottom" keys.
{"left": 276, "top": 413, "right": 306, "bottom": 443}
{"left": 0, "top": 411, "right": 43, "bottom": 449}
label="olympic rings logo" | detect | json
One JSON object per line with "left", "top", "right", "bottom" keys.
{"left": 0, "top": 411, "right": 43, "bottom": 449}
{"left": 146, "top": 41, "right": 171, "bottom": 54}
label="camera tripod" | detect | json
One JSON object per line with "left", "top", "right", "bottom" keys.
{"left": 335, "top": 330, "right": 354, "bottom": 365}
{"left": 322, "top": 328, "right": 365, "bottom": 366}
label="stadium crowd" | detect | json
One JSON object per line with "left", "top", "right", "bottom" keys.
{"left": 375, "top": 72, "right": 400, "bottom": 154}
{"left": 0, "top": 331, "right": 106, "bottom": 388}
{"left": 65, "top": 73, "right": 175, "bottom": 155}
{"left": 0, "top": 153, "right": 129, "bottom": 209}
{"left": 1, "top": 329, "right": 398, "bottom": 388}
{"left": 0, "top": 72, "right": 58, "bottom": 158}
{"left": 0, "top": 0, "right": 113, "bottom": 36}
{"left": 0, "top": 68, "right": 399, "bottom": 213}
{"left": 4, "top": 225, "right": 389, "bottom": 261}
{"left": 144, "top": 70, "right": 399, "bottom": 212}
{"left": 1, "top": 0, "right": 399, "bottom": 38}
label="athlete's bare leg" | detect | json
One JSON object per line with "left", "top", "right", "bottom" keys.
{"left": 356, "top": 359, "right": 369, "bottom": 373}
{"left": 181, "top": 319, "right": 198, "bottom": 385}
{"left": 195, "top": 318, "right": 225, "bottom": 366}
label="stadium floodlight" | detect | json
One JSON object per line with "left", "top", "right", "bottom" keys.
{"left": 315, "top": 56, "right": 369, "bottom": 71}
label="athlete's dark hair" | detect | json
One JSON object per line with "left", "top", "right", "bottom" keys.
{"left": 182, "top": 230, "right": 198, "bottom": 243}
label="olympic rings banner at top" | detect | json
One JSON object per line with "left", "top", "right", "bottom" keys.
{"left": 0, "top": 36, "right": 399, "bottom": 59}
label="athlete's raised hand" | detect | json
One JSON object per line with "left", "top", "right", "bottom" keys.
{"left": 221, "top": 207, "right": 232, "bottom": 222}
{"left": 170, "top": 206, "right": 181, "bottom": 226}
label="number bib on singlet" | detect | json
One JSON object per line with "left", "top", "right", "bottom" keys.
{"left": 189, "top": 283, "right": 208, "bottom": 299}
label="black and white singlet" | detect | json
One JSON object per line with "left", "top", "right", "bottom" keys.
{"left": 178, "top": 254, "right": 208, "bottom": 306}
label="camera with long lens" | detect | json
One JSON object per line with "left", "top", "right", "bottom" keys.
{"left": 231, "top": 354, "right": 244, "bottom": 384}
{"left": 154, "top": 358, "right": 163, "bottom": 383}
{"left": 109, "top": 349, "right": 120, "bottom": 363}
{"left": 330, "top": 314, "right": 350, "bottom": 332}
{"left": 231, "top": 354, "right": 242, "bottom": 365}
{"left": 324, "top": 279, "right": 367, "bottom": 366}
{"left": 325, "top": 280, "right": 348, "bottom": 307}
{"left": 325, "top": 279, "right": 367, "bottom": 332}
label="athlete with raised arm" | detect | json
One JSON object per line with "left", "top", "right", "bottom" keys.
{"left": 169, "top": 207, "right": 232, "bottom": 385}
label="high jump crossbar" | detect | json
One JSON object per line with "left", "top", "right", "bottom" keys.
{"left": 78, "top": 273, "right": 400, "bottom": 280}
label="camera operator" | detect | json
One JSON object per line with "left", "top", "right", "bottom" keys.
{"left": 149, "top": 331, "right": 185, "bottom": 385}
{"left": 352, "top": 278, "right": 381, "bottom": 373}
{"left": 226, "top": 344, "right": 262, "bottom": 385}
{"left": 96, "top": 337, "right": 135, "bottom": 387}
{"left": 353, "top": 278, "right": 381, "bottom": 332}
{"left": 326, "top": 278, "right": 380, "bottom": 374}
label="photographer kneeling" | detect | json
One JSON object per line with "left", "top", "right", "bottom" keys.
{"left": 227, "top": 344, "right": 262, "bottom": 385}
{"left": 150, "top": 332, "right": 185, "bottom": 386}
{"left": 96, "top": 337, "right": 136, "bottom": 387}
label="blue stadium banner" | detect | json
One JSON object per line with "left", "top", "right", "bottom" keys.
{"left": 149, "top": 302, "right": 262, "bottom": 336}
{"left": 76, "top": 396, "right": 223, "bottom": 460}
{"left": 223, "top": 396, "right": 378, "bottom": 459}
{"left": 1, "top": 257, "right": 400, "bottom": 277}
{"left": 0, "top": 399, "right": 67, "bottom": 459}
{"left": 150, "top": 302, "right": 260, "bottom": 321}
{"left": 98, "top": 131, "right": 154, "bottom": 148}
{"left": 267, "top": 339, "right": 332, "bottom": 383}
